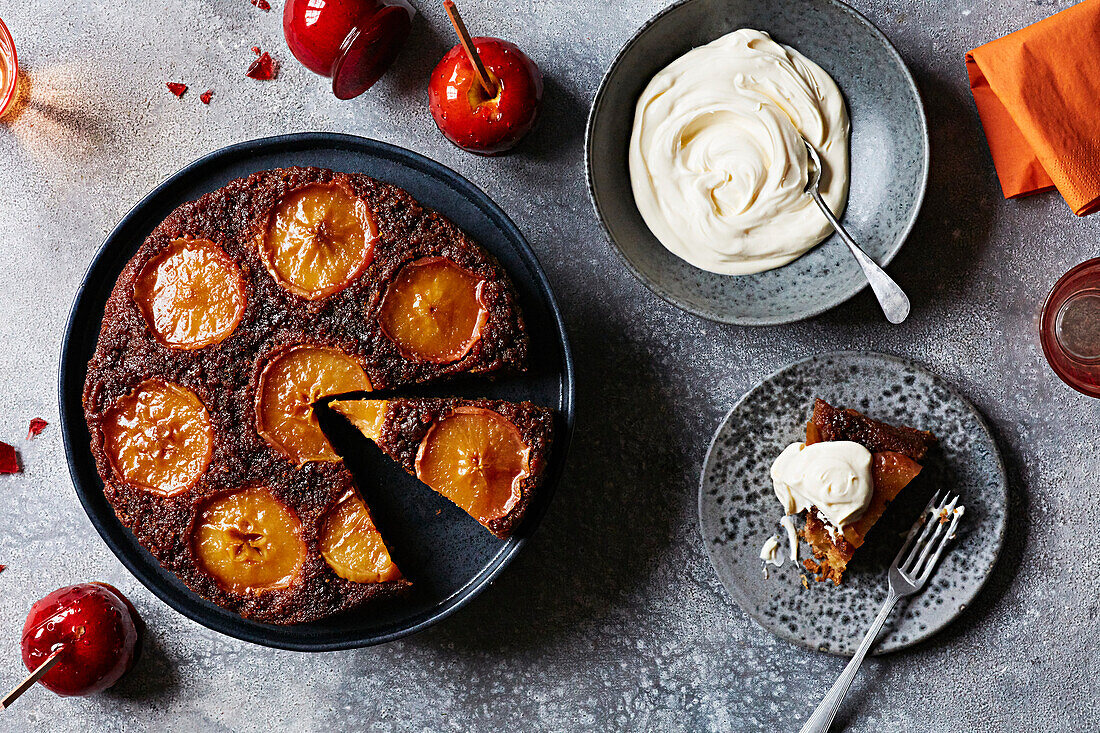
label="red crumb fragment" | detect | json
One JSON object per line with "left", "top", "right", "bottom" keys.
{"left": 0, "top": 565, "right": 5, "bottom": 574}
{"left": 251, "top": 0, "right": 272, "bottom": 10}
{"left": 200, "top": 89, "right": 214, "bottom": 105}
{"left": 251, "top": 46, "right": 262, "bottom": 56}
{"left": 166, "top": 82, "right": 188, "bottom": 97}
{"left": 0, "top": 441, "right": 20, "bottom": 474}
{"left": 246, "top": 52, "right": 277, "bottom": 81}
{"left": 27, "top": 418, "right": 47, "bottom": 439}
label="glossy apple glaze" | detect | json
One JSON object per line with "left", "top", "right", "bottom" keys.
{"left": 428, "top": 38, "right": 543, "bottom": 155}
{"left": 21, "top": 583, "right": 142, "bottom": 696}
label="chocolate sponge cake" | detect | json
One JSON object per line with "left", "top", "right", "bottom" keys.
{"left": 82, "top": 167, "right": 536, "bottom": 624}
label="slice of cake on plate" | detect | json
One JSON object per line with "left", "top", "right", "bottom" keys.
{"left": 766, "top": 399, "right": 936, "bottom": 585}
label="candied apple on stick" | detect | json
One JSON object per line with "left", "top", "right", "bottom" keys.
{"left": 4, "top": 583, "right": 143, "bottom": 709}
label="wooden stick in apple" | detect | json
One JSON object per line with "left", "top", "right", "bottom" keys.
{"left": 443, "top": 0, "right": 497, "bottom": 97}
{"left": 1, "top": 647, "right": 63, "bottom": 710}
{"left": 429, "top": 9, "right": 543, "bottom": 154}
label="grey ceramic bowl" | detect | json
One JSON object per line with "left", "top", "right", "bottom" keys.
{"left": 699, "top": 352, "right": 1007, "bottom": 654}
{"left": 585, "top": 0, "right": 929, "bottom": 325}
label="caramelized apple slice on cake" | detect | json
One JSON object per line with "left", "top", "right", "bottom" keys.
{"left": 330, "top": 397, "right": 554, "bottom": 539}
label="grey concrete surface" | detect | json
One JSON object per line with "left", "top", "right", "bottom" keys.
{"left": 0, "top": 1, "right": 1096, "bottom": 730}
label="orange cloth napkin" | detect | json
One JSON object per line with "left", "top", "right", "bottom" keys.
{"left": 966, "top": 0, "right": 1100, "bottom": 215}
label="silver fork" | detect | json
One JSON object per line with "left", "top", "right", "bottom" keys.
{"left": 799, "top": 491, "right": 965, "bottom": 733}
{"left": 801, "top": 139, "right": 911, "bottom": 325}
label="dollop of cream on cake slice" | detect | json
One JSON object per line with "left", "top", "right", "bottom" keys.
{"left": 759, "top": 441, "right": 873, "bottom": 572}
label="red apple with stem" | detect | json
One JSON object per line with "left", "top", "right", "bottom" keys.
{"left": 429, "top": 1, "right": 543, "bottom": 155}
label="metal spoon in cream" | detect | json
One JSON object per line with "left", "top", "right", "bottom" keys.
{"left": 629, "top": 29, "right": 850, "bottom": 275}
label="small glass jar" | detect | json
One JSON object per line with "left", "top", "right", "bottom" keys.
{"left": 1040, "top": 257, "right": 1100, "bottom": 398}
{"left": 0, "top": 17, "right": 17, "bottom": 119}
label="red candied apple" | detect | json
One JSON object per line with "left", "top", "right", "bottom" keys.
{"left": 21, "top": 583, "right": 142, "bottom": 697}
{"left": 284, "top": 0, "right": 371, "bottom": 76}
{"left": 283, "top": 0, "right": 414, "bottom": 99}
{"left": 429, "top": 36, "right": 543, "bottom": 155}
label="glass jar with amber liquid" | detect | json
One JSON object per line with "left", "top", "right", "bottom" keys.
{"left": 1041, "top": 258, "right": 1100, "bottom": 397}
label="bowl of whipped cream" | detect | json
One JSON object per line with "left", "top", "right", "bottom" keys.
{"left": 586, "top": 0, "right": 928, "bottom": 325}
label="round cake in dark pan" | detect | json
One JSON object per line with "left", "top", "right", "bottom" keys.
{"left": 82, "top": 167, "right": 533, "bottom": 624}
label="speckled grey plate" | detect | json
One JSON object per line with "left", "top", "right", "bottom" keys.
{"left": 585, "top": 0, "right": 929, "bottom": 325}
{"left": 699, "top": 352, "right": 1006, "bottom": 654}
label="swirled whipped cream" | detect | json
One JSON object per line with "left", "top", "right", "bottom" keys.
{"left": 629, "top": 29, "right": 850, "bottom": 275}
{"left": 770, "top": 441, "right": 872, "bottom": 529}
{"left": 758, "top": 441, "right": 872, "bottom": 571}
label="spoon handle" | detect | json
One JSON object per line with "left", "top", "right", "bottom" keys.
{"left": 809, "top": 189, "right": 910, "bottom": 324}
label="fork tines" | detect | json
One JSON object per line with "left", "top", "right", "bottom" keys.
{"left": 894, "top": 491, "right": 965, "bottom": 584}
